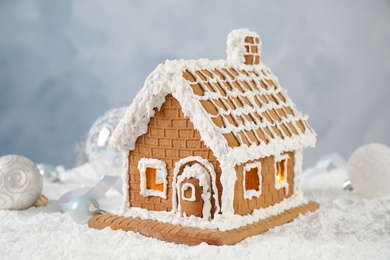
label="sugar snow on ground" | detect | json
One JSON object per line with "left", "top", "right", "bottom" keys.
{"left": 0, "top": 167, "right": 389, "bottom": 259}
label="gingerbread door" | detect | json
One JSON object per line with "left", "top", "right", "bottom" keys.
{"left": 176, "top": 163, "right": 211, "bottom": 220}
{"left": 179, "top": 178, "right": 203, "bottom": 217}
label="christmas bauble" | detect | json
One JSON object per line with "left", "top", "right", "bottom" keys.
{"left": 347, "top": 143, "right": 390, "bottom": 198}
{"left": 69, "top": 195, "right": 100, "bottom": 224}
{"left": 85, "top": 107, "right": 127, "bottom": 178}
{"left": 37, "top": 164, "right": 60, "bottom": 183}
{"left": 0, "top": 155, "right": 43, "bottom": 210}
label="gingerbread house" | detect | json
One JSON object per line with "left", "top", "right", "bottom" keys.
{"left": 89, "top": 29, "right": 318, "bottom": 245}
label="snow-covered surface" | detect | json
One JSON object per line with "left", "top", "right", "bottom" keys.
{"left": 1, "top": 166, "right": 389, "bottom": 259}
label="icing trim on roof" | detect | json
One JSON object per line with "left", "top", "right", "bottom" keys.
{"left": 111, "top": 59, "right": 316, "bottom": 165}
{"left": 110, "top": 60, "right": 232, "bottom": 157}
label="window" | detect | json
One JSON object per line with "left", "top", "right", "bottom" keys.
{"left": 181, "top": 183, "right": 196, "bottom": 202}
{"left": 243, "top": 162, "right": 262, "bottom": 199}
{"left": 274, "top": 154, "right": 289, "bottom": 194}
{"left": 138, "top": 158, "right": 167, "bottom": 198}
{"left": 145, "top": 167, "right": 165, "bottom": 192}
{"left": 275, "top": 160, "right": 286, "bottom": 183}
{"left": 246, "top": 167, "right": 260, "bottom": 191}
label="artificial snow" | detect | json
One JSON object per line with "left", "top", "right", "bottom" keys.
{"left": 1, "top": 166, "right": 389, "bottom": 259}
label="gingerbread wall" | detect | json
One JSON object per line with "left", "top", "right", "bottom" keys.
{"left": 233, "top": 152, "right": 295, "bottom": 216}
{"left": 128, "top": 94, "right": 222, "bottom": 214}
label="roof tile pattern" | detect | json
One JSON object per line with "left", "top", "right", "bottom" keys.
{"left": 182, "top": 67, "right": 313, "bottom": 149}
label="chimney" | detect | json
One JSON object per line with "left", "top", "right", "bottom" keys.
{"left": 226, "top": 29, "right": 261, "bottom": 65}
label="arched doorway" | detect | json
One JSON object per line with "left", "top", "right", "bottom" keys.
{"left": 172, "top": 156, "right": 220, "bottom": 220}
{"left": 176, "top": 163, "right": 211, "bottom": 218}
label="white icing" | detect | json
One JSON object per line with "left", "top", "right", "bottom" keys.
{"left": 219, "top": 160, "right": 236, "bottom": 215}
{"left": 110, "top": 28, "right": 316, "bottom": 217}
{"left": 172, "top": 156, "right": 220, "bottom": 215}
{"left": 242, "top": 161, "right": 262, "bottom": 199}
{"left": 181, "top": 183, "right": 196, "bottom": 202}
{"left": 138, "top": 158, "right": 167, "bottom": 199}
{"left": 176, "top": 164, "right": 211, "bottom": 220}
{"left": 293, "top": 149, "right": 303, "bottom": 194}
{"left": 112, "top": 192, "right": 308, "bottom": 232}
{"left": 274, "top": 153, "right": 290, "bottom": 195}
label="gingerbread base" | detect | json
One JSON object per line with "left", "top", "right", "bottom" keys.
{"left": 88, "top": 201, "right": 319, "bottom": 246}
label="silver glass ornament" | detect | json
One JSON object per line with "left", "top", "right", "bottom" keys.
{"left": 0, "top": 155, "right": 43, "bottom": 210}
{"left": 37, "top": 164, "right": 60, "bottom": 183}
{"left": 85, "top": 107, "right": 127, "bottom": 178}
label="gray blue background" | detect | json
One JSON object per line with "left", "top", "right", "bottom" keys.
{"left": 1, "top": 0, "right": 389, "bottom": 169}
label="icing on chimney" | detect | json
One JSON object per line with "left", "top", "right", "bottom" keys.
{"left": 226, "top": 29, "right": 261, "bottom": 65}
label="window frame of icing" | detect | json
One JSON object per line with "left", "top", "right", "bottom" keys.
{"left": 138, "top": 158, "right": 168, "bottom": 199}
{"left": 274, "top": 153, "right": 289, "bottom": 195}
{"left": 243, "top": 161, "right": 262, "bottom": 199}
{"left": 181, "top": 183, "right": 196, "bottom": 202}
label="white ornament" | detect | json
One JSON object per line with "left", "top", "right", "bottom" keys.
{"left": 0, "top": 155, "right": 43, "bottom": 210}
{"left": 85, "top": 107, "right": 127, "bottom": 178}
{"left": 347, "top": 143, "right": 390, "bottom": 198}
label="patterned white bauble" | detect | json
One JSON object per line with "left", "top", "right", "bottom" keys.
{"left": 348, "top": 143, "right": 390, "bottom": 198}
{"left": 0, "top": 155, "right": 43, "bottom": 210}
{"left": 85, "top": 107, "right": 127, "bottom": 178}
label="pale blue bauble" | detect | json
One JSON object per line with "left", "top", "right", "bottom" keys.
{"left": 69, "top": 195, "right": 100, "bottom": 224}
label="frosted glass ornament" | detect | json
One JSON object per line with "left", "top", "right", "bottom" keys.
{"left": 37, "top": 164, "right": 60, "bottom": 183}
{"left": 69, "top": 195, "right": 100, "bottom": 224}
{"left": 0, "top": 155, "right": 43, "bottom": 210}
{"left": 347, "top": 143, "right": 390, "bottom": 198}
{"left": 85, "top": 107, "right": 127, "bottom": 178}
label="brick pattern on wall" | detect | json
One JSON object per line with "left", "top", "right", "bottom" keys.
{"left": 128, "top": 94, "right": 222, "bottom": 214}
{"left": 233, "top": 152, "right": 295, "bottom": 215}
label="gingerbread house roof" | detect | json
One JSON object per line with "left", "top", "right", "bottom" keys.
{"left": 111, "top": 29, "right": 316, "bottom": 166}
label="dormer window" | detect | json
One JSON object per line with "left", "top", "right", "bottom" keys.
{"left": 138, "top": 158, "right": 167, "bottom": 199}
